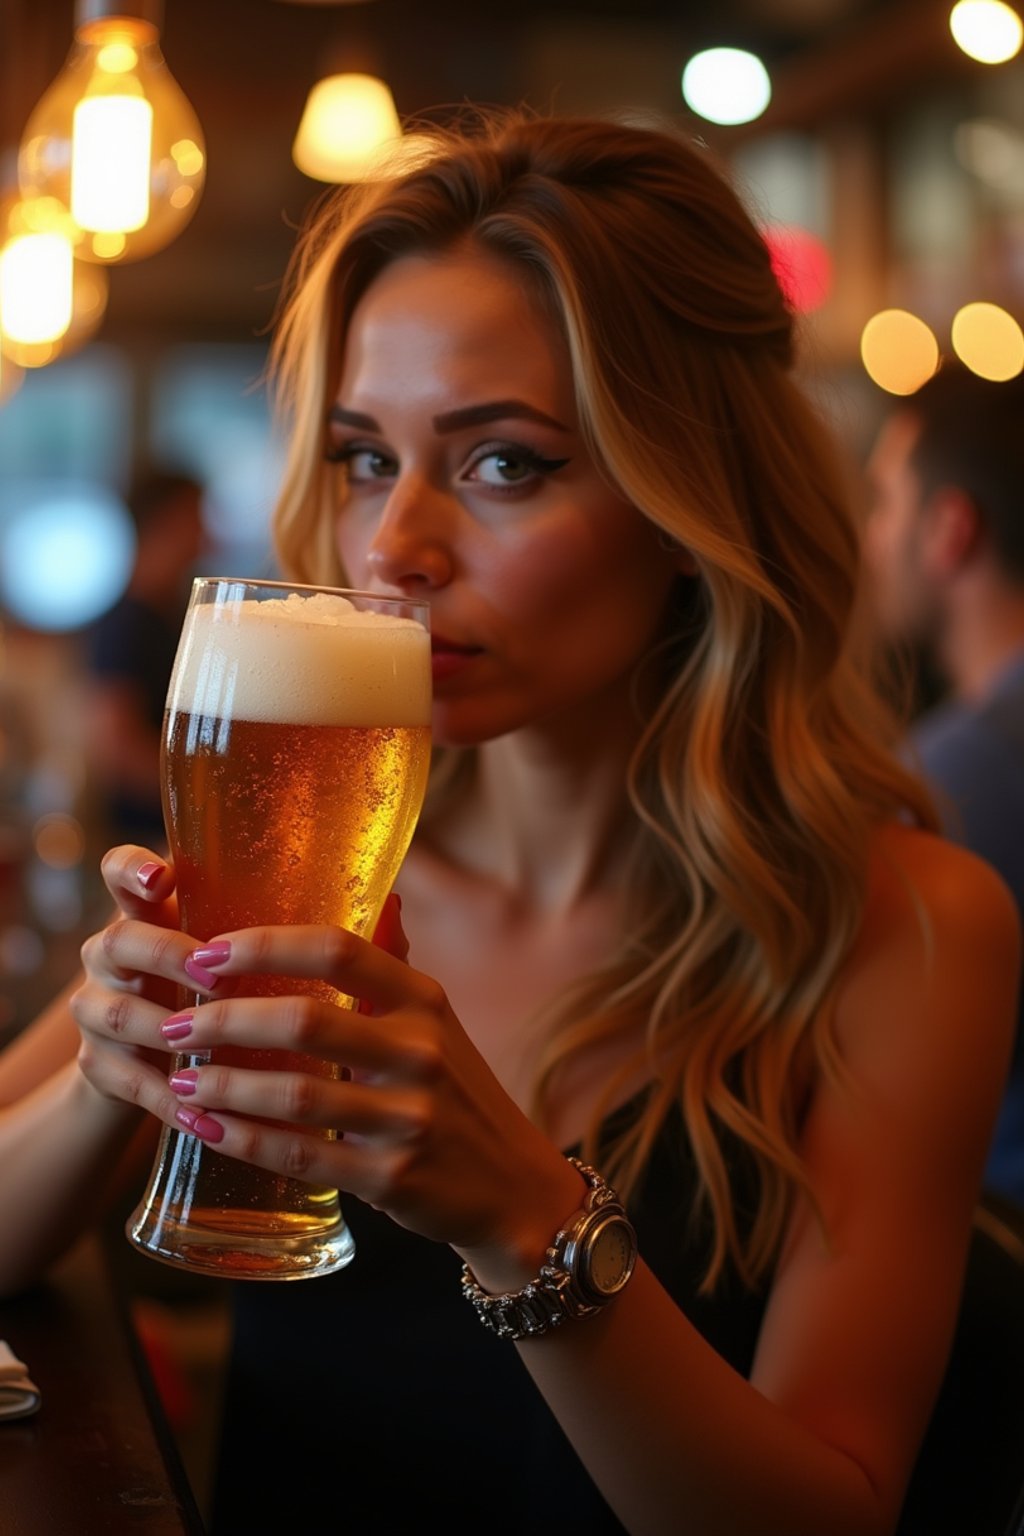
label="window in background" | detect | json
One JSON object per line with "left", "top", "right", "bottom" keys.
{"left": 148, "top": 344, "right": 286, "bottom": 577}
{"left": 0, "top": 344, "right": 132, "bottom": 485}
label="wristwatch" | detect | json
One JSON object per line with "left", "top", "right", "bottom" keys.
{"left": 461, "top": 1157, "right": 638, "bottom": 1341}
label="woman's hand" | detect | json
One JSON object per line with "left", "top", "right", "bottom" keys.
{"left": 152, "top": 910, "right": 584, "bottom": 1277}
{"left": 69, "top": 845, "right": 214, "bottom": 1118}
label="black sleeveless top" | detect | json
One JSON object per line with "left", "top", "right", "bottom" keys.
{"left": 210, "top": 1099, "right": 767, "bottom": 1533}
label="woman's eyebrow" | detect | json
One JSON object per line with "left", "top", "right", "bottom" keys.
{"left": 328, "top": 406, "right": 380, "bottom": 431}
{"left": 327, "top": 400, "right": 570, "bottom": 434}
{"left": 432, "top": 400, "right": 569, "bottom": 433}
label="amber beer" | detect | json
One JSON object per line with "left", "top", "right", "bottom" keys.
{"left": 126, "top": 580, "right": 431, "bottom": 1279}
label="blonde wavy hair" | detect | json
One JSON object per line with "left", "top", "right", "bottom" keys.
{"left": 268, "top": 108, "right": 937, "bottom": 1289}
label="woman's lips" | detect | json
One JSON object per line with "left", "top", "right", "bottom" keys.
{"left": 430, "top": 635, "right": 483, "bottom": 680}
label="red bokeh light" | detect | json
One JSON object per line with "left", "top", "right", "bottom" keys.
{"left": 764, "top": 224, "right": 833, "bottom": 314}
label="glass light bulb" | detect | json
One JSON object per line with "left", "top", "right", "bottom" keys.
{"left": 18, "top": 15, "right": 205, "bottom": 263}
{"left": 0, "top": 232, "right": 74, "bottom": 345}
{"left": 1, "top": 259, "right": 109, "bottom": 369}
{"left": 0, "top": 187, "right": 109, "bottom": 365}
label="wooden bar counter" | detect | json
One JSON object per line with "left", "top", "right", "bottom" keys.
{"left": 0, "top": 1234, "right": 205, "bottom": 1535}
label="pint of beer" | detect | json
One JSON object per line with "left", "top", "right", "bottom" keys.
{"left": 126, "top": 578, "right": 431, "bottom": 1279}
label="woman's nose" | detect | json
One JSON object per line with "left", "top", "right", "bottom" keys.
{"left": 364, "top": 475, "right": 454, "bottom": 592}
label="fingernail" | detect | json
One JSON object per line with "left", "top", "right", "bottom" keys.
{"left": 190, "top": 943, "right": 231, "bottom": 969}
{"left": 161, "top": 1011, "right": 194, "bottom": 1042}
{"left": 169, "top": 1070, "right": 198, "bottom": 1095}
{"left": 175, "top": 1106, "right": 200, "bottom": 1132}
{"left": 193, "top": 1113, "right": 224, "bottom": 1145}
{"left": 137, "top": 861, "right": 165, "bottom": 891}
{"left": 184, "top": 957, "right": 218, "bottom": 989}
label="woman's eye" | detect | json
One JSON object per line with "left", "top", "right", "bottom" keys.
{"left": 466, "top": 446, "right": 569, "bottom": 490}
{"left": 332, "top": 446, "right": 397, "bottom": 482}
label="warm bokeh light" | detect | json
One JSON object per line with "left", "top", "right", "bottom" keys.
{"left": 860, "top": 309, "right": 940, "bottom": 395}
{"left": 95, "top": 41, "right": 138, "bottom": 74}
{"left": 949, "top": 0, "right": 1023, "bottom": 63}
{"left": 71, "top": 94, "right": 153, "bottom": 232}
{"left": 951, "top": 301, "right": 1024, "bottom": 379}
{"left": 0, "top": 232, "right": 74, "bottom": 345}
{"left": 1, "top": 259, "right": 108, "bottom": 368}
{"left": 292, "top": 73, "right": 402, "bottom": 182}
{"left": 763, "top": 225, "right": 833, "bottom": 313}
{"left": 681, "top": 48, "right": 772, "bottom": 127}
{"left": 33, "top": 813, "right": 86, "bottom": 870}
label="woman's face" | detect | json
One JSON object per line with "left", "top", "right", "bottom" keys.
{"left": 328, "top": 247, "right": 682, "bottom": 747}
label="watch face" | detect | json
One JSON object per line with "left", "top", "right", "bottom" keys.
{"left": 583, "top": 1213, "right": 637, "bottom": 1298}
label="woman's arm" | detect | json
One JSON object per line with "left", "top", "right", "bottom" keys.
{"left": 0, "top": 976, "right": 148, "bottom": 1296}
{"left": 0, "top": 976, "right": 83, "bottom": 1105}
{"left": 0, "top": 852, "right": 194, "bottom": 1297}
{"left": 495, "top": 831, "right": 1020, "bottom": 1535}
{"left": 0, "top": 1049, "right": 148, "bottom": 1297}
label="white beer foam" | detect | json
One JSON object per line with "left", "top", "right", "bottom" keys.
{"left": 168, "top": 592, "right": 431, "bottom": 727}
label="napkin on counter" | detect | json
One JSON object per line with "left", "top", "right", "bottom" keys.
{"left": 0, "top": 1340, "right": 41, "bottom": 1420}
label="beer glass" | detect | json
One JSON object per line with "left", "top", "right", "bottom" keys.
{"left": 126, "top": 578, "right": 432, "bottom": 1279}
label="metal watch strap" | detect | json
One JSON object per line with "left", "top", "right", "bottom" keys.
{"left": 460, "top": 1157, "right": 634, "bottom": 1341}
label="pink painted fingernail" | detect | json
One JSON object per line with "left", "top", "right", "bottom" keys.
{"left": 191, "top": 943, "right": 231, "bottom": 969}
{"left": 193, "top": 1113, "right": 224, "bottom": 1145}
{"left": 137, "top": 861, "right": 165, "bottom": 891}
{"left": 184, "top": 957, "right": 218, "bottom": 989}
{"left": 169, "top": 1070, "right": 198, "bottom": 1095}
{"left": 175, "top": 1105, "right": 200, "bottom": 1132}
{"left": 161, "top": 1011, "right": 194, "bottom": 1042}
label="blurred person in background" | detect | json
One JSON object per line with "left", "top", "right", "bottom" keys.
{"left": 83, "top": 470, "right": 205, "bottom": 848}
{"left": 865, "top": 364, "right": 1024, "bottom": 1213}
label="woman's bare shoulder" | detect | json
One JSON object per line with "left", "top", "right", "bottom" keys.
{"left": 867, "top": 819, "right": 1020, "bottom": 951}
{"left": 833, "top": 819, "right": 1021, "bottom": 1078}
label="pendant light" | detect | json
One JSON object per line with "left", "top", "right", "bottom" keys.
{"left": 18, "top": 0, "right": 205, "bottom": 263}
{"left": 292, "top": 70, "right": 402, "bottom": 183}
{"left": 0, "top": 154, "right": 76, "bottom": 348}
{"left": 287, "top": 1, "right": 401, "bottom": 185}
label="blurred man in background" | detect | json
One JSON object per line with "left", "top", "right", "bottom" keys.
{"left": 83, "top": 469, "right": 205, "bottom": 849}
{"left": 865, "top": 363, "right": 1024, "bottom": 1210}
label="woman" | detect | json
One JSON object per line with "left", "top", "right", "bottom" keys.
{"left": 0, "top": 110, "right": 1018, "bottom": 1534}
